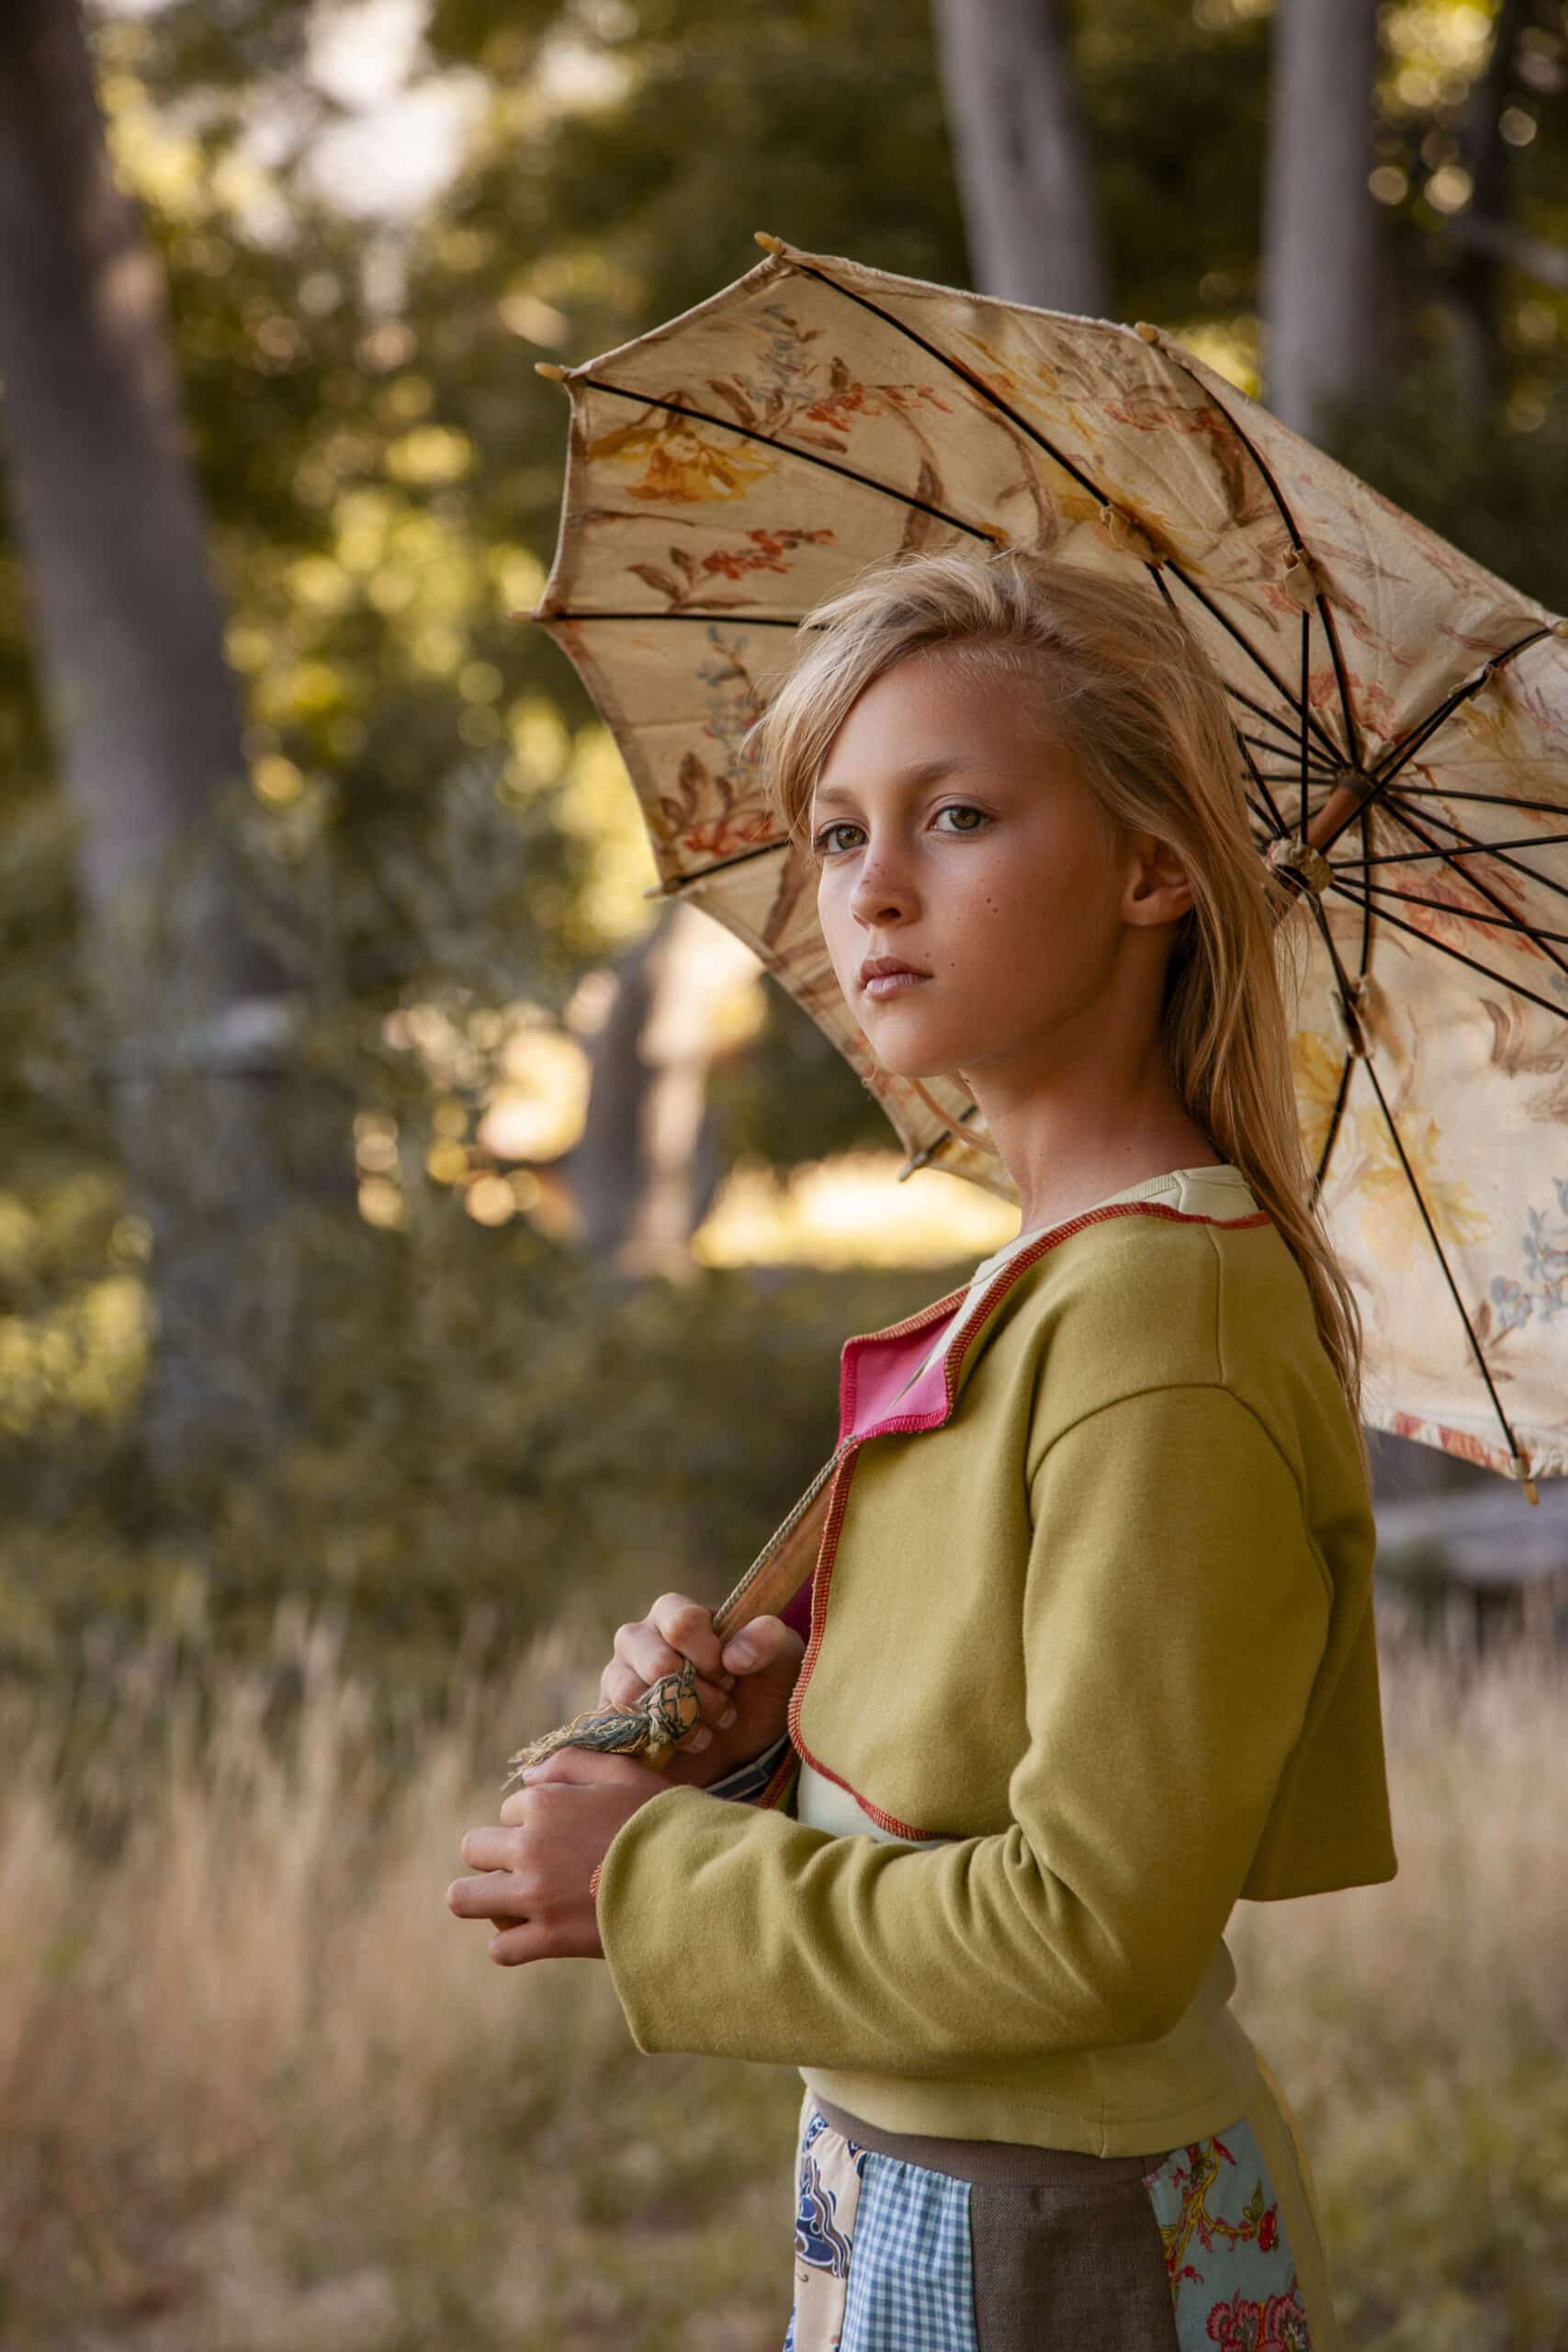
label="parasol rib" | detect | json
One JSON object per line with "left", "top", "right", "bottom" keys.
{"left": 757, "top": 251, "right": 1354, "bottom": 769}
{"left": 1310, "top": 623, "right": 1562, "bottom": 858}
{"left": 1239, "top": 728, "right": 1340, "bottom": 772}
{"left": 1237, "top": 735, "right": 1290, "bottom": 838}
{"left": 1305, "top": 901, "right": 1536, "bottom": 1490}
{"left": 1309, "top": 1043, "right": 1358, "bottom": 1203}
{"left": 1160, "top": 565, "right": 1348, "bottom": 766}
{"left": 1358, "top": 1062, "right": 1534, "bottom": 1473}
{"left": 1345, "top": 881, "right": 1568, "bottom": 945}
{"left": 1346, "top": 800, "right": 1568, "bottom": 989}
{"left": 1118, "top": 329, "right": 1365, "bottom": 770}
{"left": 543, "top": 608, "right": 805, "bottom": 627}
{"left": 1299, "top": 610, "right": 1311, "bottom": 842}
{"left": 1379, "top": 786, "right": 1568, "bottom": 816}
{"left": 1333, "top": 831, "right": 1568, "bottom": 867}
{"left": 1325, "top": 876, "right": 1568, "bottom": 1023}
{"left": 1378, "top": 791, "right": 1568, "bottom": 914}
{"left": 642, "top": 837, "right": 791, "bottom": 899}
{"left": 565, "top": 377, "right": 995, "bottom": 542}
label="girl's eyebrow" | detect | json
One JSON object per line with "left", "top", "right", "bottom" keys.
{"left": 814, "top": 755, "right": 965, "bottom": 809}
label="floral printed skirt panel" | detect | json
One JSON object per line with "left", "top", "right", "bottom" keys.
{"left": 782, "top": 2050, "right": 1341, "bottom": 2352}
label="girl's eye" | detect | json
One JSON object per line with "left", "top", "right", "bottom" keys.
{"left": 812, "top": 804, "right": 992, "bottom": 856}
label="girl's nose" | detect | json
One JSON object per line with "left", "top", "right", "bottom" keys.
{"left": 849, "top": 849, "right": 916, "bottom": 927}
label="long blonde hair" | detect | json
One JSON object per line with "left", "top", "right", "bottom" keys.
{"left": 745, "top": 544, "right": 1368, "bottom": 1468}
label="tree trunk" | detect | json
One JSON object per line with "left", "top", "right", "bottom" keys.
{"left": 1260, "top": 0, "right": 1387, "bottom": 443}
{"left": 0, "top": 0, "right": 319, "bottom": 1483}
{"left": 561, "top": 902, "right": 759, "bottom": 1278}
{"left": 1445, "top": 0, "right": 1530, "bottom": 414}
{"left": 931, "top": 0, "right": 1111, "bottom": 316}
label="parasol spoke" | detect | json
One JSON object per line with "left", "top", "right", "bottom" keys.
{"left": 1313, "top": 1047, "right": 1358, "bottom": 1203}
{"left": 1378, "top": 784, "right": 1568, "bottom": 817}
{"left": 1304, "top": 897, "right": 1535, "bottom": 1483}
{"left": 1159, "top": 566, "right": 1348, "bottom": 767}
{"left": 768, "top": 249, "right": 1116, "bottom": 510}
{"left": 542, "top": 607, "right": 806, "bottom": 627}
{"left": 570, "top": 376, "right": 997, "bottom": 543}
{"left": 1238, "top": 730, "right": 1341, "bottom": 773}
{"left": 1309, "top": 622, "right": 1564, "bottom": 860}
{"left": 1344, "top": 878, "right": 1568, "bottom": 945}
{"left": 1229, "top": 686, "right": 1340, "bottom": 758}
{"left": 1299, "top": 608, "right": 1311, "bottom": 841}
{"left": 1325, "top": 875, "right": 1568, "bottom": 1022}
{"left": 641, "top": 837, "right": 791, "bottom": 899}
{"left": 1333, "top": 831, "right": 1568, "bottom": 867}
{"left": 1237, "top": 734, "right": 1290, "bottom": 838}
{"left": 1341, "top": 783, "right": 1568, "bottom": 985}
{"left": 760, "top": 248, "right": 1354, "bottom": 771}
{"left": 1119, "top": 330, "right": 1365, "bottom": 770}
{"left": 1379, "top": 790, "right": 1568, "bottom": 915}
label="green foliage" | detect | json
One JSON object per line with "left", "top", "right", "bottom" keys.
{"left": 0, "top": 1185, "right": 946, "bottom": 1691}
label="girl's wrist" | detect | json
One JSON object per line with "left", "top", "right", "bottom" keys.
{"left": 702, "top": 1729, "right": 792, "bottom": 1802}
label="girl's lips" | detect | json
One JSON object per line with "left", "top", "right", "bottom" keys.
{"left": 862, "top": 970, "right": 931, "bottom": 999}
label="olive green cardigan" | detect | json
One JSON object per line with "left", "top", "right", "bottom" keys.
{"left": 593, "top": 1192, "right": 1399, "bottom": 2154}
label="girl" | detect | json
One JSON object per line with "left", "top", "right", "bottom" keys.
{"left": 449, "top": 547, "right": 1399, "bottom": 2350}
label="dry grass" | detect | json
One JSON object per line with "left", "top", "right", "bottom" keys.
{"left": 1, "top": 1603, "right": 1564, "bottom": 2349}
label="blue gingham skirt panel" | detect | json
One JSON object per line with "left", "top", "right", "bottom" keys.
{"left": 783, "top": 2103, "right": 976, "bottom": 2352}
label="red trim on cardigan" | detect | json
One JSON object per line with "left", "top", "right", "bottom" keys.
{"left": 792, "top": 1198, "right": 1277, "bottom": 1838}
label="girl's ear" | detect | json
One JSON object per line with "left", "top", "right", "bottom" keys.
{"left": 1123, "top": 831, "right": 1195, "bottom": 926}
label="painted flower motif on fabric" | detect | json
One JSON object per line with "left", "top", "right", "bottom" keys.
{"left": 1141, "top": 2120, "right": 1316, "bottom": 2351}
{"left": 1204, "top": 2285, "right": 1315, "bottom": 2349}
{"left": 1289, "top": 1029, "right": 1346, "bottom": 1174}
{"left": 1478, "top": 1179, "right": 1568, "bottom": 1340}
{"left": 1350, "top": 1102, "right": 1495, "bottom": 1269}
{"left": 584, "top": 412, "right": 776, "bottom": 503}
{"left": 627, "top": 526, "right": 836, "bottom": 613}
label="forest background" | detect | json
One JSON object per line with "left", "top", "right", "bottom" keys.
{"left": 1, "top": 1, "right": 1566, "bottom": 2346}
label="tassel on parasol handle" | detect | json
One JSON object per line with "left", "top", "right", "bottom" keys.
{"left": 502, "top": 1445, "right": 843, "bottom": 1792}
{"left": 501, "top": 1589, "right": 759, "bottom": 1795}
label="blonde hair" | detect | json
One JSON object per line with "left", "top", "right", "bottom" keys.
{"left": 745, "top": 544, "right": 1369, "bottom": 1471}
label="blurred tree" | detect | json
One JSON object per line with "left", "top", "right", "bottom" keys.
{"left": 0, "top": 0, "right": 344, "bottom": 1484}
{"left": 931, "top": 0, "right": 1110, "bottom": 312}
{"left": 1261, "top": 0, "right": 1389, "bottom": 437}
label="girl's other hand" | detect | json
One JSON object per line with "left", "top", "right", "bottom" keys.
{"left": 600, "top": 1593, "right": 805, "bottom": 1787}
{"left": 450, "top": 1750, "right": 665, "bottom": 1964}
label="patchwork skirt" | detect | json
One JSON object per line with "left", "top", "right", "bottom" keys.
{"left": 782, "top": 2050, "right": 1341, "bottom": 2352}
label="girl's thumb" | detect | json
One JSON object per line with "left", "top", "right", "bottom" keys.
{"left": 721, "top": 1616, "right": 799, "bottom": 1673}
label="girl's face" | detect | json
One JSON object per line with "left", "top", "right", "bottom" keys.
{"left": 810, "top": 642, "right": 1184, "bottom": 1091}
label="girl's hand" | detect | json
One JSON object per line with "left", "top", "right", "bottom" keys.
{"left": 447, "top": 1750, "right": 667, "bottom": 1965}
{"left": 601, "top": 1592, "right": 805, "bottom": 1787}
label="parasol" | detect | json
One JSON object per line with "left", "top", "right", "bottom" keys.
{"left": 505, "top": 232, "right": 1568, "bottom": 1781}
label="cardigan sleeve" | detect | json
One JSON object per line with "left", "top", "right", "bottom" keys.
{"left": 592, "top": 1382, "right": 1332, "bottom": 2073}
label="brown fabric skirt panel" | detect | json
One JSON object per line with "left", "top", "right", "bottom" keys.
{"left": 810, "top": 2094, "right": 1179, "bottom": 2352}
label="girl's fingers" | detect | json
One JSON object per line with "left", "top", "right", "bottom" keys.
{"left": 649, "top": 1595, "right": 729, "bottom": 1684}
{"left": 447, "top": 1869, "right": 526, "bottom": 1922}
{"left": 490, "top": 1922, "right": 551, "bottom": 1966}
{"left": 600, "top": 1657, "right": 731, "bottom": 1724}
{"left": 459, "top": 1826, "right": 521, "bottom": 1872}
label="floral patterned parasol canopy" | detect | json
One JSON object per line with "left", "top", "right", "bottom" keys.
{"left": 528, "top": 233, "right": 1568, "bottom": 1493}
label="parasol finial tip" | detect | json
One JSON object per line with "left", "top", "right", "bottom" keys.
{"left": 535, "top": 360, "right": 570, "bottom": 383}
{"left": 754, "top": 231, "right": 787, "bottom": 256}
{"left": 1134, "top": 320, "right": 1162, "bottom": 345}
{"left": 1510, "top": 1450, "right": 1540, "bottom": 1503}
{"left": 1552, "top": 617, "right": 1568, "bottom": 640}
